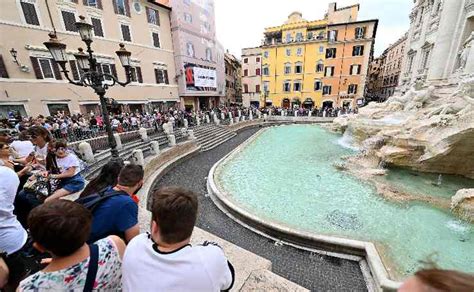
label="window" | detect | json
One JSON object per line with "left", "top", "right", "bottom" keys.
{"left": 68, "top": 60, "right": 82, "bottom": 81}
{"left": 326, "top": 48, "right": 337, "bottom": 59}
{"left": 319, "top": 46, "right": 324, "bottom": 53}
{"left": 256, "top": 68, "right": 261, "bottom": 76}
{"left": 421, "top": 48, "right": 431, "bottom": 69}
{"left": 121, "top": 24, "right": 132, "bottom": 42}
{"left": 283, "top": 80, "right": 291, "bottom": 92}
{"left": 91, "top": 17, "right": 104, "bottom": 37}
{"left": 184, "top": 13, "right": 192, "bottom": 23}
{"left": 85, "top": 0, "right": 100, "bottom": 8}
{"left": 99, "top": 63, "right": 114, "bottom": 82}
{"left": 130, "top": 67, "right": 138, "bottom": 82}
{"left": 352, "top": 45, "right": 364, "bottom": 56}
{"left": 324, "top": 66, "right": 334, "bottom": 77}
{"left": 0, "top": 55, "right": 9, "bottom": 78}
{"left": 295, "top": 63, "right": 302, "bottom": 74}
{"left": 256, "top": 57, "right": 260, "bottom": 63}
{"left": 147, "top": 7, "right": 160, "bottom": 25}
{"left": 295, "top": 32, "right": 303, "bottom": 42}
{"left": 206, "top": 48, "right": 212, "bottom": 61}
{"left": 284, "top": 63, "right": 291, "bottom": 74}
{"left": 407, "top": 53, "right": 416, "bottom": 73}
{"left": 114, "top": 0, "right": 128, "bottom": 16}
{"left": 186, "top": 42, "right": 195, "bottom": 57}
{"left": 286, "top": 49, "right": 291, "bottom": 56}
{"left": 314, "top": 80, "right": 322, "bottom": 91}
{"left": 62, "top": 11, "right": 77, "bottom": 32}
{"left": 39, "top": 59, "right": 55, "bottom": 79}
{"left": 316, "top": 61, "right": 324, "bottom": 72}
{"left": 154, "top": 67, "right": 169, "bottom": 84}
{"left": 263, "top": 66, "right": 269, "bottom": 76}
{"left": 285, "top": 33, "right": 292, "bottom": 43}
{"left": 350, "top": 64, "right": 362, "bottom": 75}
{"left": 243, "top": 58, "right": 248, "bottom": 64}
{"left": 328, "top": 30, "right": 338, "bottom": 42}
{"left": 243, "top": 84, "right": 248, "bottom": 93}
{"left": 20, "top": 0, "right": 40, "bottom": 25}
{"left": 307, "top": 31, "right": 313, "bottom": 40}
{"left": 355, "top": 27, "right": 366, "bottom": 39}
{"left": 348, "top": 84, "right": 358, "bottom": 94}
{"left": 152, "top": 32, "right": 161, "bottom": 48}
{"left": 293, "top": 80, "right": 302, "bottom": 92}
{"left": 256, "top": 84, "right": 260, "bottom": 93}
{"left": 264, "top": 51, "right": 269, "bottom": 58}
{"left": 323, "top": 85, "right": 332, "bottom": 95}
{"left": 243, "top": 69, "right": 248, "bottom": 76}
{"left": 297, "top": 48, "right": 302, "bottom": 56}
{"left": 263, "top": 81, "right": 269, "bottom": 93}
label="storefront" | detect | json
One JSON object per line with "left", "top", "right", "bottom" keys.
{"left": 282, "top": 98, "right": 290, "bottom": 109}
{"left": 303, "top": 98, "right": 314, "bottom": 109}
{"left": 322, "top": 100, "right": 334, "bottom": 108}
{"left": 291, "top": 98, "right": 301, "bottom": 109}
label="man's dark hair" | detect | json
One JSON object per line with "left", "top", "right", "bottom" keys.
{"left": 27, "top": 126, "right": 51, "bottom": 142}
{"left": 151, "top": 187, "right": 198, "bottom": 244}
{"left": 28, "top": 200, "right": 92, "bottom": 257}
{"left": 117, "top": 164, "right": 144, "bottom": 187}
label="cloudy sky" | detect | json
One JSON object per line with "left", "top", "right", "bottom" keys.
{"left": 215, "top": 0, "right": 412, "bottom": 58}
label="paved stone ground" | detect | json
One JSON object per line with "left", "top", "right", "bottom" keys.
{"left": 153, "top": 127, "right": 368, "bottom": 291}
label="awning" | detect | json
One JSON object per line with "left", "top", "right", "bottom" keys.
{"left": 266, "top": 99, "right": 272, "bottom": 103}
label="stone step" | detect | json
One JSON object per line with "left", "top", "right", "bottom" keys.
{"left": 196, "top": 129, "right": 232, "bottom": 143}
{"left": 240, "top": 269, "right": 309, "bottom": 292}
{"left": 200, "top": 133, "right": 236, "bottom": 152}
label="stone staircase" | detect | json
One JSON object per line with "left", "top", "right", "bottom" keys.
{"left": 193, "top": 124, "right": 236, "bottom": 152}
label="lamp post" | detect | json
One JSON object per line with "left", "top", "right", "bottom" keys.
{"left": 43, "top": 16, "right": 132, "bottom": 159}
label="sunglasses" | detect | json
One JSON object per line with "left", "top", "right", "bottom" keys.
{"left": 54, "top": 147, "right": 66, "bottom": 152}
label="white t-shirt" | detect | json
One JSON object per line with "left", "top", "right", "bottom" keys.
{"left": 10, "top": 140, "right": 35, "bottom": 158}
{"left": 0, "top": 166, "right": 27, "bottom": 255}
{"left": 122, "top": 233, "right": 234, "bottom": 292}
{"left": 56, "top": 153, "right": 81, "bottom": 175}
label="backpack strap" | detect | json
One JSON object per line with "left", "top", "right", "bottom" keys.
{"left": 83, "top": 244, "right": 99, "bottom": 292}
{"left": 89, "top": 190, "right": 127, "bottom": 213}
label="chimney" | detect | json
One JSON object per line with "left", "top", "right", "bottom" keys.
{"left": 328, "top": 2, "right": 337, "bottom": 13}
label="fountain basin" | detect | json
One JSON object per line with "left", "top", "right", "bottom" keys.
{"left": 208, "top": 125, "right": 474, "bottom": 287}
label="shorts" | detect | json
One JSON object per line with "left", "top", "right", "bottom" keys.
{"left": 59, "top": 174, "right": 85, "bottom": 193}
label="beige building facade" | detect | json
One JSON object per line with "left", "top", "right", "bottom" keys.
{"left": 380, "top": 33, "right": 407, "bottom": 98}
{"left": 224, "top": 52, "right": 241, "bottom": 105}
{"left": 0, "top": 0, "right": 179, "bottom": 118}
{"left": 241, "top": 47, "right": 261, "bottom": 107}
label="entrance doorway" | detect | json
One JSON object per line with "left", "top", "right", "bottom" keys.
{"left": 199, "top": 97, "right": 208, "bottom": 110}
{"left": 322, "top": 100, "right": 333, "bottom": 109}
{"left": 282, "top": 98, "right": 290, "bottom": 109}
{"left": 303, "top": 98, "right": 314, "bottom": 109}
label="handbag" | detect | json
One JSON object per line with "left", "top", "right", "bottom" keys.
{"left": 23, "top": 172, "right": 60, "bottom": 200}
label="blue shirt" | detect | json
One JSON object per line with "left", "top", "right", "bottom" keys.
{"left": 88, "top": 187, "right": 138, "bottom": 243}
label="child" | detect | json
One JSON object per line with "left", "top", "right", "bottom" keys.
{"left": 44, "top": 140, "right": 85, "bottom": 201}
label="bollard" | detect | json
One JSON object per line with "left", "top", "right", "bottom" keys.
{"left": 187, "top": 129, "right": 195, "bottom": 140}
{"left": 249, "top": 111, "right": 253, "bottom": 120}
{"left": 205, "top": 114, "right": 210, "bottom": 124}
{"left": 281, "top": 111, "right": 284, "bottom": 117}
{"left": 238, "top": 110, "right": 241, "bottom": 119}
{"left": 228, "top": 112, "right": 233, "bottom": 125}
{"left": 150, "top": 141, "right": 160, "bottom": 155}
{"left": 131, "top": 149, "right": 144, "bottom": 166}
{"left": 78, "top": 141, "right": 95, "bottom": 163}
{"left": 294, "top": 111, "right": 298, "bottom": 117}
{"left": 257, "top": 110, "right": 261, "bottom": 119}
{"left": 139, "top": 127, "right": 149, "bottom": 142}
{"left": 183, "top": 119, "right": 189, "bottom": 129}
{"left": 308, "top": 110, "right": 312, "bottom": 117}
{"left": 168, "top": 134, "right": 176, "bottom": 146}
{"left": 263, "top": 113, "right": 267, "bottom": 121}
{"left": 221, "top": 113, "right": 225, "bottom": 120}
{"left": 113, "top": 133, "right": 123, "bottom": 150}
{"left": 196, "top": 116, "right": 201, "bottom": 126}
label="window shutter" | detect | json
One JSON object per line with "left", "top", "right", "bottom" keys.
{"left": 152, "top": 33, "right": 160, "bottom": 47}
{"left": 350, "top": 65, "right": 353, "bottom": 75}
{"left": 83, "top": 0, "right": 88, "bottom": 4}
{"left": 164, "top": 70, "right": 169, "bottom": 84}
{"left": 110, "top": 64, "right": 118, "bottom": 78}
{"left": 352, "top": 46, "right": 356, "bottom": 56}
{"left": 146, "top": 7, "right": 151, "bottom": 23}
{"left": 154, "top": 68, "right": 159, "bottom": 83}
{"left": 21, "top": 2, "right": 40, "bottom": 25}
{"left": 71, "top": 0, "right": 78, "bottom": 3}
{"left": 136, "top": 67, "right": 143, "bottom": 83}
{"left": 357, "top": 65, "right": 361, "bottom": 75}
{"left": 329, "top": 86, "right": 332, "bottom": 95}
{"left": 92, "top": 18, "right": 104, "bottom": 37}
{"left": 156, "top": 9, "right": 160, "bottom": 26}
{"left": 112, "top": 0, "right": 118, "bottom": 14}
{"left": 360, "top": 46, "right": 364, "bottom": 56}
{"left": 62, "top": 11, "right": 77, "bottom": 32}
{"left": 51, "top": 60, "right": 62, "bottom": 80}
{"left": 0, "top": 55, "right": 9, "bottom": 78}
{"left": 354, "top": 84, "right": 358, "bottom": 94}
{"left": 30, "top": 57, "right": 43, "bottom": 79}
{"left": 362, "top": 27, "right": 366, "bottom": 38}
{"left": 124, "top": 0, "right": 131, "bottom": 16}
{"left": 69, "top": 60, "right": 79, "bottom": 80}
{"left": 97, "top": 0, "right": 103, "bottom": 9}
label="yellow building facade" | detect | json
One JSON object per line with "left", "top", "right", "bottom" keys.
{"left": 261, "top": 3, "right": 378, "bottom": 109}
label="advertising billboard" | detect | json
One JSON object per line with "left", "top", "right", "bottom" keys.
{"left": 184, "top": 63, "right": 217, "bottom": 91}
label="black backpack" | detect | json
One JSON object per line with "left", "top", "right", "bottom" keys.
{"left": 75, "top": 189, "right": 125, "bottom": 213}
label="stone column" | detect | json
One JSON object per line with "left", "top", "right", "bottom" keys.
{"left": 150, "top": 141, "right": 160, "bottom": 155}
{"left": 113, "top": 133, "right": 122, "bottom": 150}
{"left": 131, "top": 149, "right": 144, "bottom": 166}
{"left": 139, "top": 127, "right": 148, "bottom": 142}
{"left": 168, "top": 134, "right": 176, "bottom": 146}
{"left": 78, "top": 142, "right": 95, "bottom": 163}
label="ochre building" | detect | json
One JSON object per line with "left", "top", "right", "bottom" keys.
{"left": 261, "top": 3, "right": 378, "bottom": 109}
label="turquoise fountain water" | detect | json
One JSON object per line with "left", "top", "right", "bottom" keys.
{"left": 216, "top": 124, "right": 474, "bottom": 279}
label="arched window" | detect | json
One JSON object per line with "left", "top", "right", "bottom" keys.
{"left": 186, "top": 42, "right": 195, "bottom": 57}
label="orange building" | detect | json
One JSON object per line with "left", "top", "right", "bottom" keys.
{"left": 322, "top": 18, "right": 378, "bottom": 108}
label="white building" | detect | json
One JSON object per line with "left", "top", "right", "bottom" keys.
{"left": 400, "top": 0, "right": 474, "bottom": 89}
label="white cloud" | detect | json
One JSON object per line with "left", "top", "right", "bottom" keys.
{"left": 215, "top": 0, "right": 412, "bottom": 58}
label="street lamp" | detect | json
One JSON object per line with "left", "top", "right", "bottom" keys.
{"left": 43, "top": 15, "right": 132, "bottom": 159}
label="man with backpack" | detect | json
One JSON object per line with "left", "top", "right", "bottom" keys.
{"left": 77, "top": 164, "right": 144, "bottom": 244}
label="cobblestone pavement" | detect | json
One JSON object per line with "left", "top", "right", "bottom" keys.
{"left": 153, "top": 127, "right": 368, "bottom": 291}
